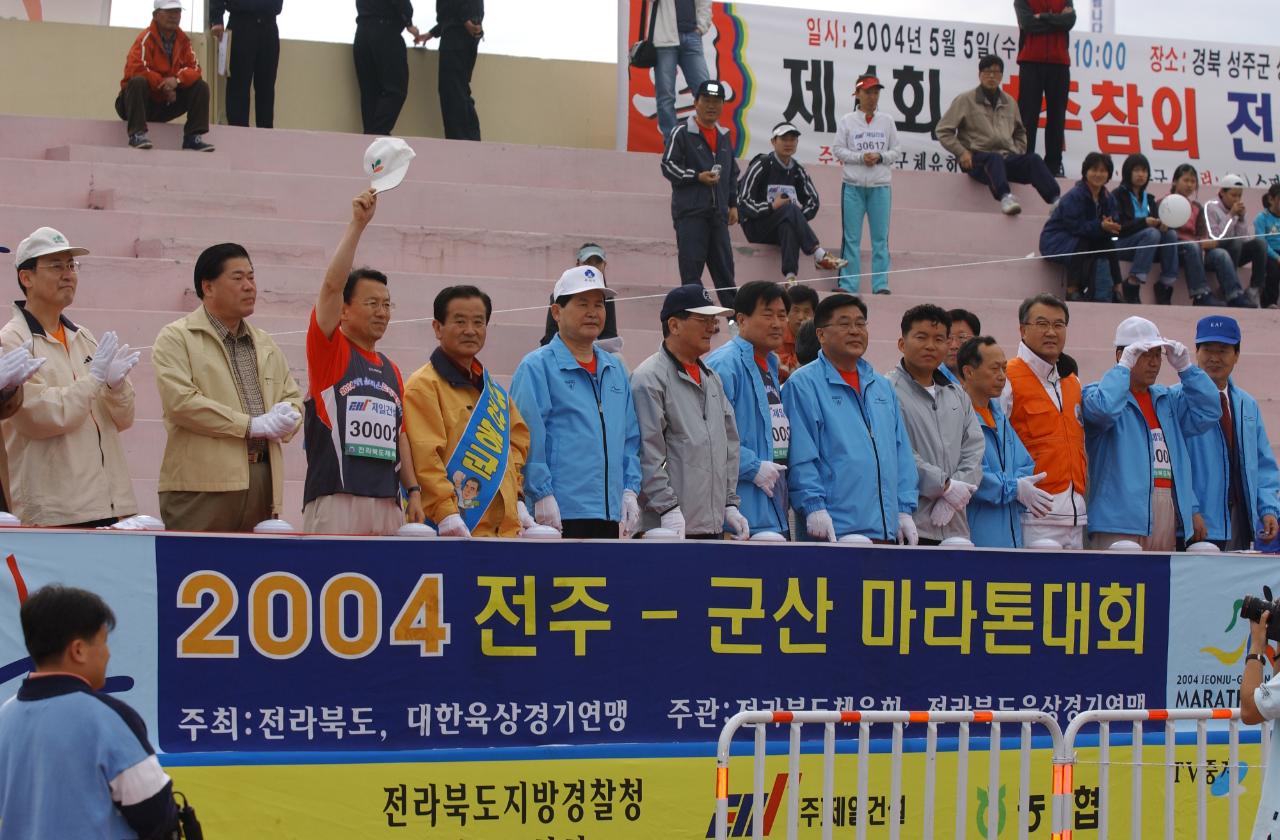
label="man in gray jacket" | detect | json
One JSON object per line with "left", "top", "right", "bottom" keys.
{"left": 886, "top": 304, "right": 985, "bottom": 543}
{"left": 631, "top": 285, "right": 750, "bottom": 540}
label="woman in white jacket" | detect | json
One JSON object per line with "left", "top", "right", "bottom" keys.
{"left": 833, "top": 75, "right": 903, "bottom": 295}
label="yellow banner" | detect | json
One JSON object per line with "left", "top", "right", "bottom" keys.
{"left": 167, "top": 741, "right": 1263, "bottom": 838}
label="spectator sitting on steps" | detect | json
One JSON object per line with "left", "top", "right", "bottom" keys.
{"left": 116, "top": 0, "right": 215, "bottom": 152}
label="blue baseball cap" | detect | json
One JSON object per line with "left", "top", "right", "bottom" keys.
{"left": 660, "top": 284, "right": 731, "bottom": 323}
{"left": 1195, "top": 315, "right": 1241, "bottom": 346}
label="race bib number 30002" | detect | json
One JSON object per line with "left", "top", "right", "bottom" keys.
{"left": 345, "top": 396, "right": 397, "bottom": 460}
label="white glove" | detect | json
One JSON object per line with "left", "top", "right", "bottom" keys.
{"left": 249, "top": 402, "right": 300, "bottom": 440}
{"left": 660, "top": 507, "right": 686, "bottom": 539}
{"left": 724, "top": 505, "right": 750, "bottom": 541}
{"left": 621, "top": 489, "right": 641, "bottom": 538}
{"left": 1119, "top": 339, "right": 1163, "bottom": 369}
{"left": 751, "top": 461, "right": 787, "bottom": 498}
{"left": 437, "top": 513, "right": 471, "bottom": 537}
{"left": 0, "top": 342, "right": 44, "bottom": 392}
{"left": 1016, "top": 471, "right": 1054, "bottom": 518}
{"left": 941, "top": 479, "right": 977, "bottom": 511}
{"left": 88, "top": 330, "right": 118, "bottom": 383}
{"left": 105, "top": 343, "right": 141, "bottom": 388}
{"left": 534, "top": 494, "right": 562, "bottom": 532}
{"left": 897, "top": 512, "right": 919, "bottom": 545}
{"left": 930, "top": 502, "right": 957, "bottom": 527}
{"left": 516, "top": 500, "right": 536, "bottom": 530}
{"left": 805, "top": 509, "right": 836, "bottom": 542}
{"left": 1164, "top": 339, "right": 1192, "bottom": 373}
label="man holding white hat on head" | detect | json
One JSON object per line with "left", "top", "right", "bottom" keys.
{"left": 738, "top": 121, "right": 847, "bottom": 285}
{"left": 631, "top": 284, "right": 748, "bottom": 540}
{"left": 116, "top": 0, "right": 214, "bottom": 152}
{"left": 1, "top": 228, "right": 141, "bottom": 527}
{"left": 511, "top": 266, "right": 642, "bottom": 539}
{"left": 1081, "top": 315, "right": 1219, "bottom": 551}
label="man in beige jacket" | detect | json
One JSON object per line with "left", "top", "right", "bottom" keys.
{"left": 1, "top": 228, "right": 141, "bottom": 526}
{"left": 153, "top": 242, "right": 302, "bottom": 531}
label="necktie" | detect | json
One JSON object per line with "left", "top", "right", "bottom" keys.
{"left": 1220, "top": 392, "right": 1234, "bottom": 452}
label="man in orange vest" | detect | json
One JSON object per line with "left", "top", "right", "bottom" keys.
{"left": 1000, "top": 293, "right": 1087, "bottom": 548}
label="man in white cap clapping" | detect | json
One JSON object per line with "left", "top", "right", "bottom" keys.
{"left": 1081, "top": 316, "right": 1219, "bottom": 551}
{"left": 511, "top": 266, "right": 642, "bottom": 539}
{"left": 1, "top": 228, "right": 141, "bottom": 526}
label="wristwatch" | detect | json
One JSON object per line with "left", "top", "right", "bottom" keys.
{"left": 1246, "top": 653, "right": 1266, "bottom": 666}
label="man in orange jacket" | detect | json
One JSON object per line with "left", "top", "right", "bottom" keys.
{"left": 115, "top": 0, "right": 215, "bottom": 152}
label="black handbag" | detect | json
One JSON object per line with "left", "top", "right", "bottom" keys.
{"left": 628, "top": 0, "right": 660, "bottom": 68}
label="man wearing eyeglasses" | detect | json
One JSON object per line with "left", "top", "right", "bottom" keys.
{"left": 1, "top": 228, "right": 141, "bottom": 527}
{"left": 999, "top": 293, "right": 1087, "bottom": 548}
{"left": 302, "top": 189, "right": 424, "bottom": 535}
{"left": 631, "top": 285, "right": 748, "bottom": 540}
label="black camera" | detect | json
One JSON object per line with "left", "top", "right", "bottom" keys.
{"left": 1240, "top": 587, "right": 1280, "bottom": 642}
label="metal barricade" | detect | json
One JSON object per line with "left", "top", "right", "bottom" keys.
{"left": 713, "top": 709, "right": 1066, "bottom": 840}
{"left": 1060, "top": 707, "right": 1271, "bottom": 840}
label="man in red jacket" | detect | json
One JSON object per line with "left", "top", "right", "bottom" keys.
{"left": 1014, "top": 0, "right": 1075, "bottom": 177}
{"left": 115, "top": 0, "right": 215, "bottom": 152}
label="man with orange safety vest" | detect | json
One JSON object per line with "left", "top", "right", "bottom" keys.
{"left": 999, "top": 293, "right": 1087, "bottom": 548}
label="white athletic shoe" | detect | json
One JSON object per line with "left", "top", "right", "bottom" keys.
{"left": 1000, "top": 193, "right": 1022, "bottom": 216}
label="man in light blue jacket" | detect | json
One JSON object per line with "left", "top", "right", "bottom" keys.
{"left": 1177, "top": 315, "right": 1280, "bottom": 550}
{"left": 1083, "top": 316, "right": 1220, "bottom": 551}
{"left": 781, "top": 293, "right": 919, "bottom": 544}
{"left": 510, "top": 266, "right": 642, "bottom": 539}
{"left": 956, "top": 336, "right": 1044, "bottom": 548}
{"left": 706, "top": 281, "right": 792, "bottom": 537}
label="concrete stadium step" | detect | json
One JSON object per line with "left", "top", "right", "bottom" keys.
{"left": 88, "top": 188, "right": 278, "bottom": 218}
{"left": 4, "top": 115, "right": 1266, "bottom": 215}
{"left": 47, "top": 144, "right": 231, "bottom": 171}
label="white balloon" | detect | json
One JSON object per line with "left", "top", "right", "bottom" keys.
{"left": 749, "top": 531, "right": 786, "bottom": 542}
{"left": 1108, "top": 539, "right": 1143, "bottom": 551}
{"left": 1186, "top": 541, "right": 1221, "bottom": 553}
{"left": 838, "top": 533, "right": 873, "bottom": 544}
{"left": 1158, "top": 193, "right": 1192, "bottom": 229}
{"left": 397, "top": 523, "right": 437, "bottom": 538}
{"left": 1029, "top": 538, "right": 1062, "bottom": 549}
{"left": 643, "top": 528, "right": 679, "bottom": 540}
{"left": 940, "top": 536, "right": 975, "bottom": 547}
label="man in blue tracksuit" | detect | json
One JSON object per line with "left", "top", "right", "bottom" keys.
{"left": 511, "top": 266, "right": 642, "bottom": 539}
{"left": 782, "top": 293, "right": 919, "bottom": 543}
{"left": 956, "top": 336, "right": 1042, "bottom": 547}
{"left": 1082, "top": 315, "right": 1220, "bottom": 551}
{"left": 706, "top": 281, "right": 792, "bottom": 537}
{"left": 661, "top": 79, "right": 739, "bottom": 309}
{"left": 1177, "top": 315, "right": 1280, "bottom": 550}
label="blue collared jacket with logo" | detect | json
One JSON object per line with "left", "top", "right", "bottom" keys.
{"left": 1175, "top": 378, "right": 1280, "bottom": 542}
{"left": 1081, "top": 364, "right": 1220, "bottom": 538}
{"left": 706, "top": 336, "right": 789, "bottom": 535}
{"left": 967, "top": 399, "right": 1036, "bottom": 548}
{"left": 510, "top": 335, "right": 641, "bottom": 522}
{"left": 781, "top": 351, "right": 917, "bottom": 540}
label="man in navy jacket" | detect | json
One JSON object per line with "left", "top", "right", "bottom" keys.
{"left": 661, "top": 79, "right": 739, "bottom": 309}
